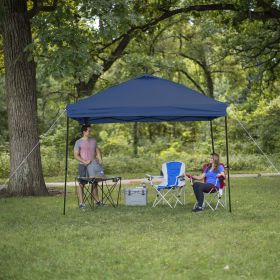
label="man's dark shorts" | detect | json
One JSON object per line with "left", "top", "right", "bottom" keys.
{"left": 78, "top": 161, "right": 104, "bottom": 185}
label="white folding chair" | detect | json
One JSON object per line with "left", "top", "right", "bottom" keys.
{"left": 147, "top": 161, "right": 186, "bottom": 208}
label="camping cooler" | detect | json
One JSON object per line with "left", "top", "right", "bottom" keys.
{"left": 124, "top": 186, "right": 148, "bottom": 206}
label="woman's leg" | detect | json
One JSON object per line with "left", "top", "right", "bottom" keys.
{"left": 192, "top": 182, "right": 204, "bottom": 207}
{"left": 192, "top": 182, "right": 213, "bottom": 207}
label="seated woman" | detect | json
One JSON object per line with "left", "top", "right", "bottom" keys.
{"left": 189, "top": 153, "right": 225, "bottom": 212}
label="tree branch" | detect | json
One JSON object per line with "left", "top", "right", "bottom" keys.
{"left": 96, "top": 4, "right": 237, "bottom": 53}
{"left": 234, "top": 0, "right": 280, "bottom": 22}
{"left": 28, "top": 0, "right": 58, "bottom": 19}
{"left": 76, "top": 33, "right": 132, "bottom": 96}
{"left": 177, "top": 69, "right": 206, "bottom": 95}
{"left": 256, "top": 0, "right": 280, "bottom": 18}
{"left": 179, "top": 53, "right": 206, "bottom": 69}
{"left": 77, "top": 4, "right": 238, "bottom": 96}
{"left": 76, "top": 2, "right": 280, "bottom": 96}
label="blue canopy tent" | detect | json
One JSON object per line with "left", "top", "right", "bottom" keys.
{"left": 64, "top": 74, "right": 231, "bottom": 213}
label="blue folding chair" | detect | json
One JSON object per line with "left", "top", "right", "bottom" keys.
{"left": 147, "top": 161, "right": 186, "bottom": 208}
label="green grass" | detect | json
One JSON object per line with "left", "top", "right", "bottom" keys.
{"left": 0, "top": 177, "right": 280, "bottom": 280}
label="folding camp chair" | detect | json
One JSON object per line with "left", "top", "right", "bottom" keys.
{"left": 191, "top": 163, "right": 227, "bottom": 211}
{"left": 147, "top": 161, "right": 186, "bottom": 208}
{"left": 202, "top": 175, "right": 226, "bottom": 211}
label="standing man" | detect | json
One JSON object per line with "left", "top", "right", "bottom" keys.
{"left": 74, "top": 124, "right": 104, "bottom": 209}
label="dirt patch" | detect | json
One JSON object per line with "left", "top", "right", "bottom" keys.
{"left": 0, "top": 187, "right": 65, "bottom": 198}
{"left": 48, "top": 187, "right": 65, "bottom": 196}
{"left": 0, "top": 188, "right": 11, "bottom": 198}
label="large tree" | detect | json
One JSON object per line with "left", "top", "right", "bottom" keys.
{"left": 0, "top": 0, "right": 57, "bottom": 195}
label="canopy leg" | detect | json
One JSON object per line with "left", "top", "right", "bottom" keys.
{"left": 225, "top": 116, "right": 232, "bottom": 212}
{"left": 210, "top": 120, "right": 215, "bottom": 154}
{"left": 63, "top": 117, "right": 69, "bottom": 215}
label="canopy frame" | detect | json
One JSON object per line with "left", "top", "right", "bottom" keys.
{"left": 63, "top": 74, "right": 231, "bottom": 214}
{"left": 63, "top": 118, "right": 231, "bottom": 214}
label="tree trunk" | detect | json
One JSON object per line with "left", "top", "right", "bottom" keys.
{"left": 2, "top": 0, "right": 48, "bottom": 195}
{"left": 204, "top": 67, "right": 214, "bottom": 98}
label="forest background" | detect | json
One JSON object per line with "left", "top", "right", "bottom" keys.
{"left": 0, "top": 0, "right": 280, "bottom": 191}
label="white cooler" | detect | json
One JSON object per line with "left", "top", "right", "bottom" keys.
{"left": 123, "top": 186, "right": 148, "bottom": 206}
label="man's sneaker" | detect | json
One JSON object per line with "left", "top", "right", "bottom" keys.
{"left": 192, "top": 206, "right": 203, "bottom": 213}
{"left": 96, "top": 201, "right": 105, "bottom": 206}
{"left": 79, "top": 203, "right": 86, "bottom": 209}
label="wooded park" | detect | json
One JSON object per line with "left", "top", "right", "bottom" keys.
{"left": 0, "top": 0, "right": 279, "bottom": 195}
{"left": 1, "top": 1, "right": 280, "bottom": 280}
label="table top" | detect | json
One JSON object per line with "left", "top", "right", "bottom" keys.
{"left": 77, "top": 176, "right": 121, "bottom": 182}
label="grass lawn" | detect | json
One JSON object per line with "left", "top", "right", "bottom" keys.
{"left": 0, "top": 177, "right": 280, "bottom": 280}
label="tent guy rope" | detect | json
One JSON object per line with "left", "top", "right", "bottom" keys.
{"left": 4, "top": 109, "right": 66, "bottom": 186}
{"left": 231, "top": 108, "right": 280, "bottom": 175}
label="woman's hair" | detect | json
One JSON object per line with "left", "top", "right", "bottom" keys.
{"left": 211, "top": 152, "right": 220, "bottom": 172}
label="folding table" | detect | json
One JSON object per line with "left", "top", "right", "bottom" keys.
{"left": 75, "top": 176, "right": 122, "bottom": 209}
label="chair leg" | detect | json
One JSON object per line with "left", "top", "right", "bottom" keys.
{"left": 152, "top": 189, "right": 173, "bottom": 208}
{"left": 161, "top": 191, "right": 173, "bottom": 208}
{"left": 203, "top": 191, "right": 217, "bottom": 211}
{"left": 204, "top": 198, "right": 215, "bottom": 211}
{"left": 152, "top": 186, "right": 186, "bottom": 209}
{"left": 173, "top": 187, "right": 185, "bottom": 208}
{"left": 204, "top": 188, "right": 227, "bottom": 211}
{"left": 215, "top": 194, "right": 226, "bottom": 210}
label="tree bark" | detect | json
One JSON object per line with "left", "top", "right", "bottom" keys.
{"left": 2, "top": 0, "right": 48, "bottom": 195}
{"left": 203, "top": 66, "right": 214, "bottom": 98}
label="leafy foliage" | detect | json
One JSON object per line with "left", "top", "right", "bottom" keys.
{"left": 1, "top": 0, "right": 280, "bottom": 182}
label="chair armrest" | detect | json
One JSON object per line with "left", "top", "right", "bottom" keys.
{"left": 177, "top": 175, "right": 186, "bottom": 181}
{"left": 146, "top": 174, "right": 152, "bottom": 180}
{"left": 217, "top": 174, "right": 226, "bottom": 182}
{"left": 214, "top": 175, "right": 226, "bottom": 188}
{"left": 185, "top": 174, "right": 194, "bottom": 181}
{"left": 145, "top": 174, "right": 163, "bottom": 181}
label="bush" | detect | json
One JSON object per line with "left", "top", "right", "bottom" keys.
{"left": 1, "top": 147, "right": 279, "bottom": 181}
{"left": 0, "top": 151, "right": 10, "bottom": 178}
{"left": 103, "top": 155, "right": 161, "bottom": 174}
{"left": 229, "top": 153, "right": 280, "bottom": 172}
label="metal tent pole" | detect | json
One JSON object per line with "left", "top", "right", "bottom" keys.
{"left": 225, "top": 116, "right": 232, "bottom": 212}
{"left": 210, "top": 120, "right": 215, "bottom": 153}
{"left": 63, "top": 117, "right": 69, "bottom": 215}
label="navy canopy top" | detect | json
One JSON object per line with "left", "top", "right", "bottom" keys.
{"left": 66, "top": 74, "right": 227, "bottom": 123}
